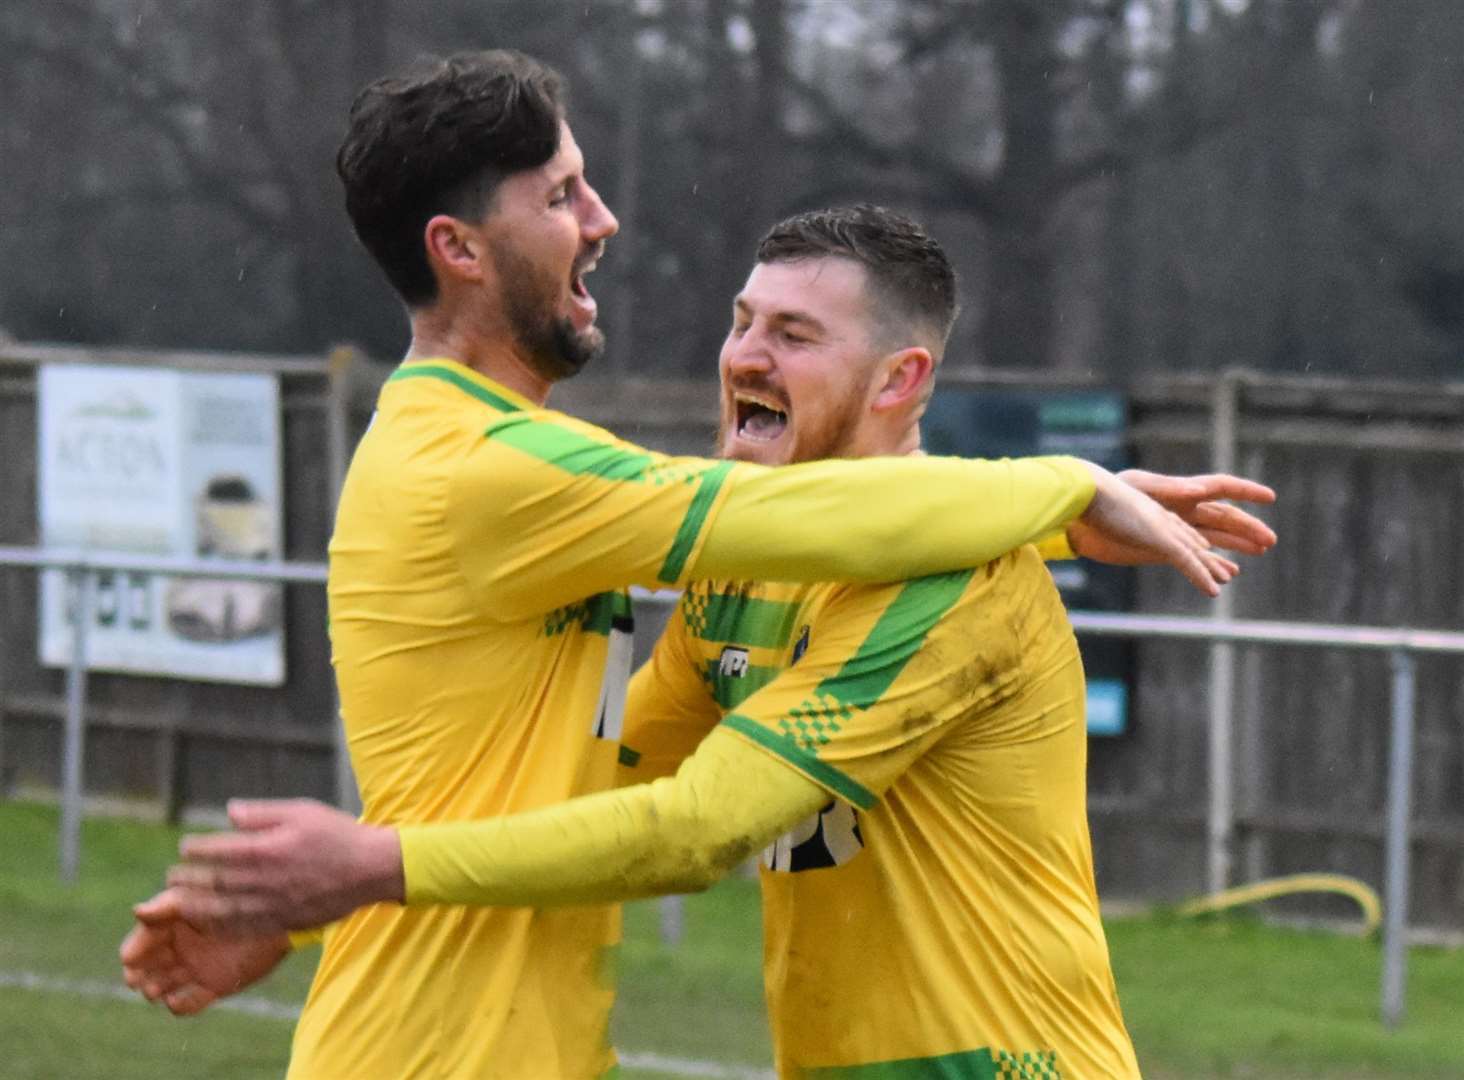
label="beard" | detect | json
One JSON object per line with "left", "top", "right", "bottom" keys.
{"left": 494, "top": 241, "right": 605, "bottom": 382}
{"left": 715, "top": 370, "right": 872, "bottom": 465}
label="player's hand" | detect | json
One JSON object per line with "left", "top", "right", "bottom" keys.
{"left": 165, "top": 798, "right": 405, "bottom": 937}
{"left": 1068, "top": 468, "right": 1275, "bottom": 576}
{"left": 1116, "top": 470, "right": 1276, "bottom": 554}
{"left": 120, "top": 889, "right": 290, "bottom": 1015}
{"left": 1074, "top": 464, "right": 1238, "bottom": 596}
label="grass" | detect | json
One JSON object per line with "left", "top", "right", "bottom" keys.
{"left": 3, "top": 800, "right": 1463, "bottom": 1079}
{"left": 0, "top": 800, "right": 770, "bottom": 1079}
{"left": 1110, "top": 914, "right": 1464, "bottom": 1079}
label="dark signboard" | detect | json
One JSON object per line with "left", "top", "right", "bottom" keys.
{"left": 924, "top": 388, "right": 1132, "bottom": 736}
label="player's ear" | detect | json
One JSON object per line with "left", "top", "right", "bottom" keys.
{"left": 423, "top": 215, "right": 486, "bottom": 286}
{"left": 869, "top": 348, "right": 934, "bottom": 413}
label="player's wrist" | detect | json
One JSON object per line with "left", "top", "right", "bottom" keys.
{"left": 356, "top": 824, "right": 406, "bottom": 906}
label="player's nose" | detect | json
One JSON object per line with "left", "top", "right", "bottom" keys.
{"left": 724, "top": 325, "right": 775, "bottom": 377}
{"left": 579, "top": 181, "right": 618, "bottom": 243}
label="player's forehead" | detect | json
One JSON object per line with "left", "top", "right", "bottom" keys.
{"left": 541, "top": 120, "right": 584, "bottom": 184}
{"left": 734, "top": 256, "right": 872, "bottom": 327}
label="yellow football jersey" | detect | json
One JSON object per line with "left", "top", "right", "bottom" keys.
{"left": 623, "top": 547, "right": 1140, "bottom": 1079}
{"left": 293, "top": 362, "right": 644, "bottom": 1079}
{"left": 297, "top": 358, "right": 1097, "bottom": 1079}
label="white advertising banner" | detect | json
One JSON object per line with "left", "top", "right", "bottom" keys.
{"left": 37, "top": 364, "right": 286, "bottom": 685}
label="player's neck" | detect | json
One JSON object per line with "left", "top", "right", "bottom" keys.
{"left": 891, "top": 423, "right": 923, "bottom": 457}
{"left": 406, "top": 312, "right": 554, "bottom": 406}
{"left": 855, "top": 418, "right": 923, "bottom": 458}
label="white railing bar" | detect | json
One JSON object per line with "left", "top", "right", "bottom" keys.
{"left": 632, "top": 587, "right": 1464, "bottom": 656}
{"left": 1065, "top": 610, "right": 1464, "bottom": 655}
{"left": 0, "top": 560, "right": 1457, "bottom": 653}
{"left": 0, "top": 546, "right": 327, "bottom": 584}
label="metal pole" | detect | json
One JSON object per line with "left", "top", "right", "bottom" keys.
{"left": 325, "top": 347, "right": 353, "bottom": 504}
{"left": 326, "top": 349, "right": 362, "bottom": 814}
{"left": 1381, "top": 647, "right": 1417, "bottom": 1029}
{"left": 59, "top": 568, "right": 92, "bottom": 884}
{"left": 1207, "top": 371, "right": 1240, "bottom": 894}
{"left": 1239, "top": 446, "right": 1268, "bottom": 886}
{"left": 658, "top": 895, "right": 685, "bottom": 948}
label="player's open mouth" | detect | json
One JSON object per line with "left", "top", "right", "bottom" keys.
{"left": 569, "top": 252, "right": 600, "bottom": 318}
{"left": 734, "top": 392, "right": 788, "bottom": 442}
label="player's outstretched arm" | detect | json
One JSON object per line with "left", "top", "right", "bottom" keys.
{"left": 163, "top": 733, "right": 826, "bottom": 934}
{"left": 120, "top": 895, "right": 289, "bottom": 1014}
{"left": 685, "top": 455, "right": 1097, "bottom": 587}
{"left": 464, "top": 422, "right": 1112, "bottom": 619}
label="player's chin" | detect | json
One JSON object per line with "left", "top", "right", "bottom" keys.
{"left": 722, "top": 435, "right": 790, "bottom": 466}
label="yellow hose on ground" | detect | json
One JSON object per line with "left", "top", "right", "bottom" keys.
{"left": 1175, "top": 873, "right": 1382, "bottom": 935}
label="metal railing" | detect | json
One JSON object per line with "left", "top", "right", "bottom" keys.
{"left": 3, "top": 546, "right": 1463, "bottom": 1029}
{"left": 0, "top": 546, "right": 337, "bottom": 885}
{"left": 1064, "top": 609, "right": 1464, "bottom": 1030}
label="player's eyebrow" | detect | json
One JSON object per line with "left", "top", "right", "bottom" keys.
{"left": 733, "top": 296, "right": 829, "bottom": 336}
{"left": 542, "top": 144, "right": 585, "bottom": 191}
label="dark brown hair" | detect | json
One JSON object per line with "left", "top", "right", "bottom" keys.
{"left": 756, "top": 204, "right": 959, "bottom": 352}
{"left": 336, "top": 50, "right": 566, "bottom": 306}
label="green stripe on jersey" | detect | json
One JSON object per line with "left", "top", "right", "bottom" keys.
{"left": 695, "top": 591, "right": 801, "bottom": 648}
{"left": 703, "top": 659, "right": 781, "bottom": 710}
{"left": 816, "top": 570, "right": 973, "bottom": 709}
{"left": 657, "top": 460, "right": 732, "bottom": 584}
{"left": 542, "top": 591, "right": 632, "bottom": 638}
{"left": 760, "top": 571, "right": 971, "bottom": 758}
{"left": 488, "top": 416, "right": 658, "bottom": 482}
{"left": 802, "top": 1047, "right": 1060, "bottom": 1078}
{"left": 479, "top": 417, "right": 731, "bottom": 585}
{"left": 722, "top": 713, "right": 875, "bottom": 811}
{"left": 387, "top": 364, "right": 522, "bottom": 412}
{"left": 582, "top": 590, "right": 633, "bottom": 635}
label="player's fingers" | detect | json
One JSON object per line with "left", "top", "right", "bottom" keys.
{"left": 137, "top": 974, "right": 171, "bottom": 1004}
{"left": 1197, "top": 527, "right": 1268, "bottom": 556}
{"left": 227, "top": 798, "right": 300, "bottom": 832}
{"left": 167, "top": 863, "right": 274, "bottom": 896}
{"left": 1167, "top": 536, "right": 1222, "bottom": 597}
{"left": 166, "top": 885, "right": 286, "bottom": 939}
{"left": 120, "top": 940, "right": 175, "bottom": 976}
{"left": 1189, "top": 502, "right": 1276, "bottom": 548}
{"left": 132, "top": 959, "right": 189, "bottom": 1001}
{"left": 120, "top": 930, "right": 179, "bottom": 973}
{"left": 120, "top": 926, "right": 152, "bottom": 966}
{"left": 1167, "top": 511, "right": 1212, "bottom": 551}
{"left": 1199, "top": 550, "right": 1239, "bottom": 582}
{"left": 179, "top": 831, "right": 273, "bottom": 867}
{"left": 132, "top": 888, "right": 187, "bottom": 926}
{"left": 1116, "top": 469, "right": 1208, "bottom": 503}
{"left": 1183, "top": 474, "right": 1277, "bottom": 505}
{"left": 163, "top": 983, "right": 214, "bottom": 1017}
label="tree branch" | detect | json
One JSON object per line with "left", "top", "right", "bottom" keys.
{"left": 779, "top": 63, "right": 1003, "bottom": 220}
{"left": 1, "top": 15, "right": 281, "bottom": 232}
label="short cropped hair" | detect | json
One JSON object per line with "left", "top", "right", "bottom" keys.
{"left": 755, "top": 204, "right": 959, "bottom": 356}
{"left": 336, "top": 50, "right": 566, "bottom": 306}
